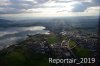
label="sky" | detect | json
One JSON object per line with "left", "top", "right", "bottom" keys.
{"left": 0, "top": 0, "right": 100, "bottom": 19}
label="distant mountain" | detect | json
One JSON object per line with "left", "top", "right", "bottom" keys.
{"left": 0, "top": 19, "right": 12, "bottom": 24}
{"left": 0, "top": 17, "right": 99, "bottom": 29}
{"left": 0, "top": 19, "right": 13, "bottom": 27}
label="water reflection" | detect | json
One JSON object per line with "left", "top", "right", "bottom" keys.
{"left": 0, "top": 26, "right": 49, "bottom": 49}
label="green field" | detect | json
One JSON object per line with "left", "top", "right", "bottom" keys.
{"left": 69, "top": 39, "right": 91, "bottom": 57}
{"left": 47, "top": 34, "right": 58, "bottom": 44}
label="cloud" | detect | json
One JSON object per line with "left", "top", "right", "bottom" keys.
{"left": 84, "top": 6, "right": 100, "bottom": 15}
{"left": 0, "top": 0, "right": 100, "bottom": 17}
{"left": 0, "top": 0, "right": 38, "bottom": 14}
{"left": 35, "top": 0, "right": 49, "bottom": 4}
{"left": 9, "top": 0, "right": 37, "bottom": 9}
{"left": 55, "top": 0, "right": 92, "bottom": 3}
{"left": 70, "top": 2, "right": 87, "bottom": 12}
{"left": 93, "top": 0, "right": 100, "bottom": 3}
{"left": 92, "top": 0, "right": 100, "bottom": 6}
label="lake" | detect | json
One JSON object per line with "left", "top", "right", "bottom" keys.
{"left": 0, "top": 26, "right": 50, "bottom": 49}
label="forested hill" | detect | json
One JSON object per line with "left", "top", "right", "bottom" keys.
{"left": 0, "top": 34, "right": 52, "bottom": 66}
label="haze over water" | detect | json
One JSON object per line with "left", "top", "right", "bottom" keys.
{"left": 0, "top": 26, "right": 49, "bottom": 49}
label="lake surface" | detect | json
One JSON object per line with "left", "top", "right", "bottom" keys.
{"left": 0, "top": 26, "right": 50, "bottom": 49}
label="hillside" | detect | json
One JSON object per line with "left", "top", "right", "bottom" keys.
{"left": 0, "top": 33, "right": 93, "bottom": 66}
{"left": 0, "top": 34, "right": 53, "bottom": 66}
